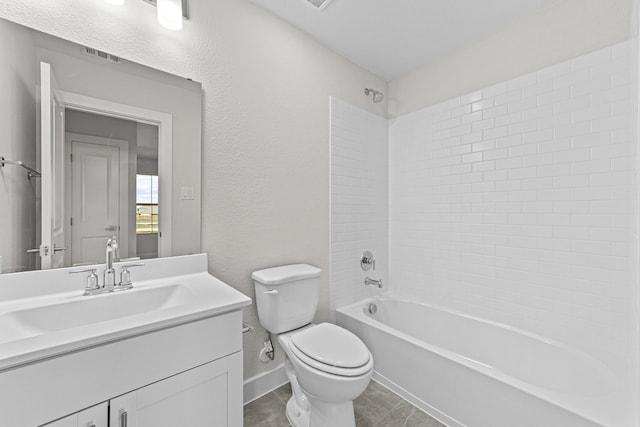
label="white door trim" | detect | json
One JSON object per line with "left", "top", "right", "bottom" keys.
{"left": 60, "top": 91, "right": 172, "bottom": 258}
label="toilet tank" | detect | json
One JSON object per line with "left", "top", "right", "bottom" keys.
{"left": 252, "top": 264, "right": 322, "bottom": 334}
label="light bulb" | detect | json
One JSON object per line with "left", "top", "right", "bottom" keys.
{"left": 104, "top": 0, "right": 125, "bottom": 5}
{"left": 157, "top": 0, "right": 183, "bottom": 31}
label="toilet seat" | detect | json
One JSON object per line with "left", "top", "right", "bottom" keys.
{"left": 290, "top": 323, "right": 372, "bottom": 377}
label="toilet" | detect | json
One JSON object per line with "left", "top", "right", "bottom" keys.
{"left": 253, "top": 264, "right": 373, "bottom": 427}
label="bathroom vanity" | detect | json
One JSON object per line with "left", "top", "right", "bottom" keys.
{"left": 0, "top": 254, "right": 251, "bottom": 427}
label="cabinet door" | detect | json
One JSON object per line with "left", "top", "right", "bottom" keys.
{"left": 110, "top": 352, "right": 243, "bottom": 427}
{"left": 42, "top": 402, "right": 108, "bottom": 427}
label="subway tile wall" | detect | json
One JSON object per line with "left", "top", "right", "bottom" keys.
{"left": 389, "top": 41, "right": 634, "bottom": 356}
{"left": 330, "top": 97, "right": 389, "bottom": 315}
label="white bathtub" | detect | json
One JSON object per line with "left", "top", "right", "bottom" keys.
{"left": 336, "top": 297, "right": 625, "bottom": 427}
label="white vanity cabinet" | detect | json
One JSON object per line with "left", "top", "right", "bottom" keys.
{"left": 43, "top": 352, "right": 241, "bottom": 427}
{"left": 3, "top": 310, "right": 245, "bottom": 427}
{"left": 0, "top": 254, "right": 251, "bottom": 427}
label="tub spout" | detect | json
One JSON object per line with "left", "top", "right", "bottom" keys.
{"left": 365, "top": 277, "right": 383, "bottom": 288}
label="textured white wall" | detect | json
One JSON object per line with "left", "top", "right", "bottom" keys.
{"left": 0, "top": 19, "right": 38, "bottom": 273}
{"left": 330, "top": 97, "right": 388, "bottom": 315}
{"left": 389, "top": 0, "right": 633, "bottom": 117}
{"left": 0, "top": 0, "right": 386, "bottom": 379}
{"left": 389, "top": 42, "right": 636, "bottom": 424}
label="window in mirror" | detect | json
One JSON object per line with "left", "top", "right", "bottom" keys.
{"left": 136, "top": 174, "right": 159, "bottom": 235}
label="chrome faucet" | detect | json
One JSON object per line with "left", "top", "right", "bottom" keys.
{"left": 69, "top": 237, "right": 144, "bottom": 295}
{"left": 104, "top": 236, "right": 120, "bottom": 289}
{"left": 364, "top": 277, "right": 383, "bottom": 288}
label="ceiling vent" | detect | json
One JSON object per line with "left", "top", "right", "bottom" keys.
{"left": 305, "top": 0, "right": 333, "bottom": 11}
{"left": 81, "top": 46, "right": 122, "bottom": 64}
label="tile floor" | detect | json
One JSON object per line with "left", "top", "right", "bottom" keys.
{"left": 243, "top": 380, "right": 447, "bottom": 426}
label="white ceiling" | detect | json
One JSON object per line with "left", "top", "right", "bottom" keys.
{"left": 250, "top": 0, "right": 559, "bottom": 81}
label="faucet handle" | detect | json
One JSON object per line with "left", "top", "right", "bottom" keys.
{"left": 69, "top": 268, "right": 100, "bottom": 294}
{"left": 361, "top": 251, "right": 376, "bottom": 271}
{"left": 69, "top": 267, "right": 97, "bottom": 274}
{"left": 119, "top": 263, "right": 145, "bottom": 288}
{"left": 119, "top": 262, "right": 145, "bottom": 268}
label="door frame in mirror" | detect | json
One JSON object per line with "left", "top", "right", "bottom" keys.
{"left": 61, "top": 91, "right": 173, "bottom": 258}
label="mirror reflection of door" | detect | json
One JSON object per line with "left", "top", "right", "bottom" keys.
{"left": 67, "top": 134, "right": 127, "bottom": 266}
{"left": 64, "top": 109, "right": 159, "bottom": 266}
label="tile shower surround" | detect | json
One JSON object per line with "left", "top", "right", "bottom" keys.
{"left": 389, "top": 41, "right": 634, "bottom": 358}
{"left": 331, "top": 97, "right": 389, "bottom": 313}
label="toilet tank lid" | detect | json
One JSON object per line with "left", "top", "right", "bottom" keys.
{"left": 252, "top": 264, "right": 322, "bottom": 285}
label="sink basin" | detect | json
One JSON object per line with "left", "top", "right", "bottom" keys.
{"left": 0, "top": 284, "right": 193, "bottom": 345}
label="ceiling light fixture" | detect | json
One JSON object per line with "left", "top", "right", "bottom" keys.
{"left": 156, "top": 0, "right": 183, "bottom": 31}
{"left": 103, "top": 0, "right": 187, "bottom": 31}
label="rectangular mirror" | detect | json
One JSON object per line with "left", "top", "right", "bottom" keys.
{"left": 0, "top": 17, "right": 202, "bottom": 273}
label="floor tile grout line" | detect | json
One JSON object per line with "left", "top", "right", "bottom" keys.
{"left": 373, "top": 380, "right": 442, "bottom": 424}
{"left": 274, "top": 392, "right": 288, "bottom": 406}
{"left": 368, "top": 381, "right": 446, "bottom": 427}
{"left": 245, "top": 381, "right": 445, "bottom": 427}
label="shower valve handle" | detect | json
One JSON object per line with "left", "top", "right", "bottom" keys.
{"left": 361, "top": 251, "right": 376, "bottom": 271}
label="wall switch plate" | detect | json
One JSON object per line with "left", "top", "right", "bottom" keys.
{"left": 181, "top": 187, "right": 195, "bottom": 200}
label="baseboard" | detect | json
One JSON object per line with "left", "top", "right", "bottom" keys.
{"left": 372, "top": 371, "right": 463, "bottom": 427}
{"left": 243, "top": 363, "right": 288, "bottom": 405}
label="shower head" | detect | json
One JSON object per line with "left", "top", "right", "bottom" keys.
{"left": 364, "top": 87, "right": 384, "bottom": 103}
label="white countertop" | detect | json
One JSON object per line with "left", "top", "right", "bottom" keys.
{"left": 0, "top": 254, "right": 251, "bottom": 372}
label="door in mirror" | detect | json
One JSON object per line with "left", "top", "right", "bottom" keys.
{"left": 40, "top": 61, "right": 67, "bottom": 269}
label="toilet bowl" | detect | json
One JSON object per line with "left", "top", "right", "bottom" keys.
{"left": 279, "top": 323, "right": 373, "bottom": 427}
{"left": 252, "top": 264, "right": 374, "bottom": 427}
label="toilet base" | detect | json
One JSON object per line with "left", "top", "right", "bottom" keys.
{"left": 286, "top": 395, "right": 356, "bottom": 427}
{"left": 308, "top": 397, "right": 356, "bottom": 427}
{"left": 286, "top": 395, "right": 310, "bottom": 427}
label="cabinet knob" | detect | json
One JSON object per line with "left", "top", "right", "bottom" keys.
{"left": 120, "top": 411, "right": 128, "bottom": 427}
